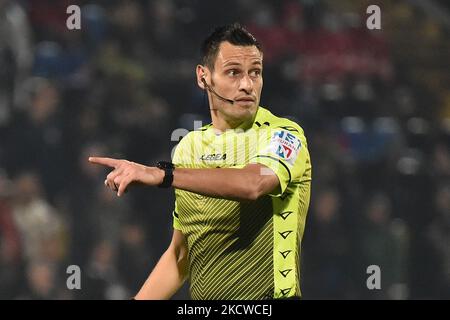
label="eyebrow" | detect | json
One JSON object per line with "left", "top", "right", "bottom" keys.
{"left": 222, "top": 60, "right": 262, "bottom": 68}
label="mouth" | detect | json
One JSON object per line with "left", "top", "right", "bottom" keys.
{"left": 234, "top": 97, "right": 256, "bottom": 104}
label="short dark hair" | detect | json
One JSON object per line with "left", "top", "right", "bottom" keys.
{"left": 201, "top": 23, "right": 262, "bottom": 70}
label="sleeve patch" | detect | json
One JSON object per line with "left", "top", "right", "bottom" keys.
{"left": 269, "top": 130, "right": 302, "bottom": 165}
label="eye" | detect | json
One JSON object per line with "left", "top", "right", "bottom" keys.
{"left": 226, "top": 69, "right": 239, "bottom": 77}
{"left": 250, "top": 69, "right": 262, "bottom": 77}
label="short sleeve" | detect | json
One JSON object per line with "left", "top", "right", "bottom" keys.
{"left": 173, "top": 205, "right": 182, "bottom": 230}
{"left": 171, "top": 133, "right": 186, "bottom": 167}
{"left": 250, "top": 127, "right": 309, "bottom": 196}
{"left": 172, "top": 139, "right": 185, "bottom": 230}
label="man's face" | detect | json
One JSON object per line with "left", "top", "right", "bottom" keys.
{"left": 206, "top": 41, "right": 263, "bottom": 123}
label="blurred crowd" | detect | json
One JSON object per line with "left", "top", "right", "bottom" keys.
{"left": 0, "top": 0, "right": 449, "bottom": 299}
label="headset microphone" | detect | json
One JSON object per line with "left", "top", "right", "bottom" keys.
{"left": 201, "top": 78, "right": 234, "bottom": 105}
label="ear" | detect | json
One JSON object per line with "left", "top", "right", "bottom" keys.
{"left": 196, "top": 65, "right": 208, "bottom": 89}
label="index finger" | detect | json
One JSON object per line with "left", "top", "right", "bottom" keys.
{"left": 88, "top": 157, "right": 121, "bottom": 168}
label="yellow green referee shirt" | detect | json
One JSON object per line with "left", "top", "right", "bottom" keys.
{"left": 172, "top": 106, "right": 312, "bottom": 300}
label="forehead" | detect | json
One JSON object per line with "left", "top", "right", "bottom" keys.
{"left": 215, "top": 42, "right": 262, "bottom": 68}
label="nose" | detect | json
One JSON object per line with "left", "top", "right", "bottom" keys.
{"left": 239, "top": 73, "right": 253, "bottom": 94}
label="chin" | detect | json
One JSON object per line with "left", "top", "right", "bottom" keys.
{"left": 235, "top": 101, "right": 258, "bottom": 111}
{"left": 231, "top": 104, "right": 257, "bottom": 120}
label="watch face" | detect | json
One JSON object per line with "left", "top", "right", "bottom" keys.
{"left": 157, "top": 161, "right": 174, "bottom": 188}
{"left": 158, "top": 161, "right": 174, "bottom": 169}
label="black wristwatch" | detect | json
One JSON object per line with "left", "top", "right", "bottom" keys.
{"left": 156, "top": 161, "right": 175, "bottom": 188}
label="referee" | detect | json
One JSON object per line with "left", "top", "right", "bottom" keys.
{"left": 89, "top": 23, "right": 312, "bottom": 300}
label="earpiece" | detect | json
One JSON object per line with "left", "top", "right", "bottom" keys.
{"left": 201, "top": 76, "right": 234, "bottom": 105}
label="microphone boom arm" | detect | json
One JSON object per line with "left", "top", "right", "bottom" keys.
{"left": 201, "top": 78, "right": 234, "bottom": 104}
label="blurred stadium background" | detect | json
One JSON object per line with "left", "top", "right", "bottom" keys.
{"left": 0, "top": 0, "right": 449, "bottom": 300}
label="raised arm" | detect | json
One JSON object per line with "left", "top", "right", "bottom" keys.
{"left": 88, "top": 157, "right": 280, "bottom": 201}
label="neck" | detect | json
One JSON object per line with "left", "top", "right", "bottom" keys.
{"left": 210, "top": 109, "right": 256, "bottom": 133}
